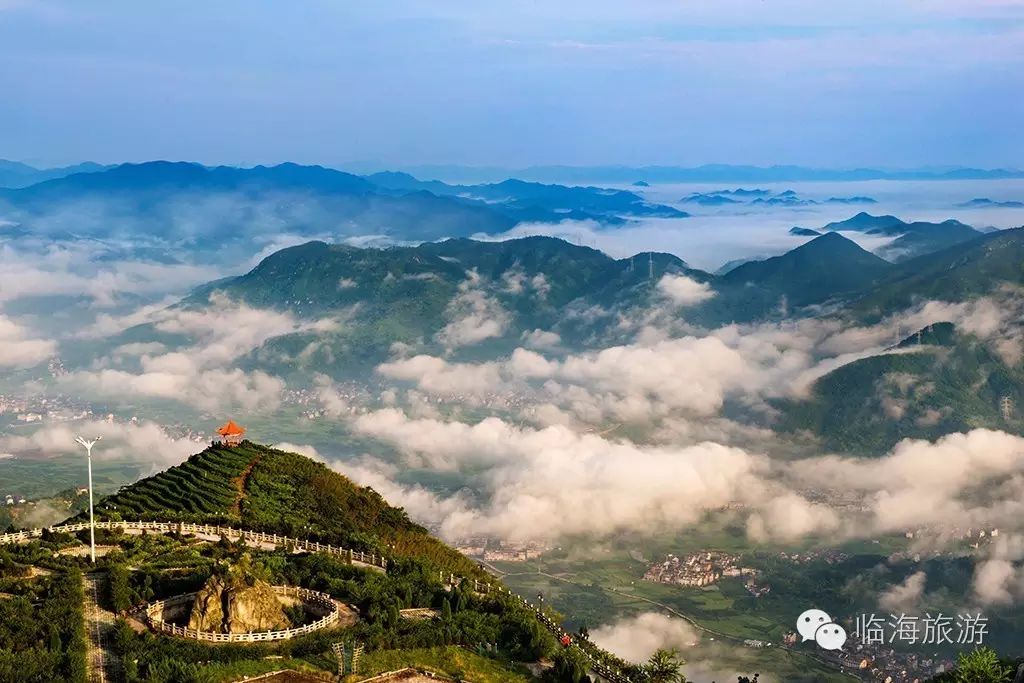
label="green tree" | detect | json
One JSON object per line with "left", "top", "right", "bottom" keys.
{"left": 107, "top": 563, "right": 133, "bottom": 613}
{"left": 954, "top": 648, "right": 1012, "bottom": 683}
{"left": 645, "top": 649, "right": 686, "bottom": 683}
{"left": 544, "top": 648, "right": 588, "bottom": 683}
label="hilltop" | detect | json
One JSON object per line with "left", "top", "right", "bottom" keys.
{"left": 723, "top": 232, "right": 892, "bottom": 306}
{"left": 821, "top": 212, "right": 982, "bottom": 261}
{"left": 95, "top": 440, "right": 479, "bottom": 576}
{"left": 167, "top": 236, "right": 706, "bottom": 376}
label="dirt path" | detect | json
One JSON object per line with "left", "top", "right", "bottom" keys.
{"left": 83, "top": 572, "right": 121, "bottom": 683}
{"left": 231, "top": 456, "right": 262, "bottom": 516}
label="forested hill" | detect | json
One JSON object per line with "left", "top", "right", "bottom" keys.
{"left": 92, "top": 441, "right": 480, "bottom": 577}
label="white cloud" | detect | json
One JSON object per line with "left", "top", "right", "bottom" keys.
{"left": 590, "top": 613, "right": 700, "bottom": 665}
{"left": 522, "top": 328, "right": 561, "bottom": 349}
{"left": 879, "top": 571, "right": 928, "bottom": 611}
{"left": 58, "top": 294, "right": 313, "bottom": 413}
{"left": 0, "top": 315, "right": 56, "bottom": 368}
{"left": 436, "top": 271, "right": 510, "bottom": 349}
{"left": 0, "top": 419, "right": 199, "bottom": 468}
{"left": 656, "top": 274, "right": 715, "bottom": 306}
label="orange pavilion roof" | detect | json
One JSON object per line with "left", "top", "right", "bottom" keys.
{"left": 216, "top": 420, "right": 246, "bottom": 436}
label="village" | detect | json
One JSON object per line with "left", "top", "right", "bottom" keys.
{"left": 452, "top": 537, "right": 553, "bottom": 563}
{"left": 643, "top": 550, "right": 768, "bottom": 594}
{"left": 797, "top": 631, "right": 956, "bottom": 683}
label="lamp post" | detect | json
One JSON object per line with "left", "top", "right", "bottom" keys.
{"left": 75, "top": 436, "right": 101, "bottom": 564}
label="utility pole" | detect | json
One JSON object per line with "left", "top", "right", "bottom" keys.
{"left": 75, "top": 436, "right": 101, "bottom": 564}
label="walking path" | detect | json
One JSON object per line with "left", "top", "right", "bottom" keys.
{"left": 83, "top": 571, "right": 120, "bottom": 683}
{"left": 2, "top": 520, "right": 627, "bottom": 682}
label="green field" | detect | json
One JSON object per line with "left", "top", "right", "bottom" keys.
{"left": 0, "top": 454, "right": 142, "bottom": 501}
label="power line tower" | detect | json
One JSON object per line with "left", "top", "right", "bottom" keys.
{"left": 1000, "top": 396, "right": 1015, "bottom": 421}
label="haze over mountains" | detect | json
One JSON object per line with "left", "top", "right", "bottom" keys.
{"left": 3, "top": 159, "right": 1024, "bottom": 682}
{"left": 0, "top": 161, "right": 682, "bottom": 247}
{"left": 70, "top": 220, "right": 1024, "bottom": 457}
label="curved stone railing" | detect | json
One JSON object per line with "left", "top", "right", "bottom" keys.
{"left": 141, "top": 585, "right": 340, "bottom": 643}
{"left": 1, "top": 520, "right": 630, "bottom": 680}
{"left": 0, "top": 520, "right": 387, "bottom": 570}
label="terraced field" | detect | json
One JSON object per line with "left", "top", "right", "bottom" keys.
{"left": 97, "top": 444, "right": 258, "bottom": 521}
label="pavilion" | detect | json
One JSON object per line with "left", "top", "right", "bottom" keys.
{"left": 215, "top": 420, "right": 246, "bottom": 446}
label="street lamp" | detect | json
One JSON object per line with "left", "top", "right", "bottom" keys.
{"left": 75, "top": 436, "right": 101, "bottom": 564}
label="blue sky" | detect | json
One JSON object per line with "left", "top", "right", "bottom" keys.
{"left": 1, "top": 0, "right": 1022, "bottom": 168}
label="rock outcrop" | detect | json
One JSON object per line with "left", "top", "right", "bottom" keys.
{"left": 187, "top": 556, "right": 289, "bottom": 633}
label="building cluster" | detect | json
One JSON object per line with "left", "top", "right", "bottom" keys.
{"left": 643, "top": 551, "right": 754, "bottom": 588}
{"left": 824, "top": 639, "right": 954, "bottom": 682}
{"left": 0, "top": 394, "right": 93, "bottom": 425}
{"left": 775, "top": 548, "right": 851, "bottom": 565}
{"left": 453, "top": 537, "right": 552, "bottom": 562}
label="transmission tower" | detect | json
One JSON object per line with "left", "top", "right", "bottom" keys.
{"left": 1000, "top": 396, "right": 1015, "bottom": 421}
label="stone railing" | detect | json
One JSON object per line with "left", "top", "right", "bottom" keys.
{"left": 141, "top": 585, "right": 340, "bottom": 643}
{"left": 0, "top": 519, "right": 387, "bottom": 570}
{"left": 442, "top": 572, "right": 632, "bottom": 682}
{"left": 359, "top": 668, "right": 455, "bottom": 682}
{"left": 2, "top": 520, "right": 630, "bottom": 680}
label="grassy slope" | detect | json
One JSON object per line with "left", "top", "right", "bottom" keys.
{"left": 95, "top": 441, "right": 482, "bottom": 576}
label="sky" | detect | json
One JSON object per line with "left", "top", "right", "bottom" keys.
{"left": 1, "top": 0, "right": 1022, "bottom": 169}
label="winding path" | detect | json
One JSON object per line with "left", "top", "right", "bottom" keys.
{"left": 1, "top": 520, "right": 629, "bottom": 683}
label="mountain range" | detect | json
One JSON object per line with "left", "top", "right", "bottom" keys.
{"left": 0, "top": 161, "right": 682, "bottom": 247}
{"left": 341, "top": 163, "right": 1024, "bottom": 184}
{"left": 8, "top": 159, "right": 1024, "bottom": 187}
{"left": 196, "top": 227, "right": 1024, "bottom": 453}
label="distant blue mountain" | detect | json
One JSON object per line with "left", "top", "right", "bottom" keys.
{"left": 956, "top": 197, "right": 1024, "bottom": 208}
{"left": 0, "top": 162, "right": 685, "bottom": 246}
{"left": 826, "top": 196, "right": 877, "bottom": 205}
{"left": 0, "top": 159, "right": 111, "bottom": 188}
{"left": 683, "top": 187, "right": 877, "bottom": 208}
{"left": 680, "top": 193, "right": 741, "bottom": 206}
{"left": 366, "top": 172, "right": 687, "bottom": 219}
{"left": 359, "top": 163, "right": 1024, "bottom": 184}
{"left": 821, "top": 212, "right": 982, "bottom": 262}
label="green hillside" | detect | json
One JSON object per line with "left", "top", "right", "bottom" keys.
{"left": 850, "top": 227, "right": 1024, "bottom": 322}
{"left": 175, "top": 236, "right": 708, "bottom": 376}
{"left": 723, "top": 232, "right": 893, "bottom": 306}
{"left": 778, "top": 328, "right": 1024, "bottom": 454}
{"left": 4, "top": 441, "right": 605, "bottom": 682}
{"left": 96, "top": 441, "right": 481, "bottom": 576}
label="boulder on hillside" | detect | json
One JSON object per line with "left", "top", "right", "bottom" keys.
{"left": 188, "top": 555, "right": 289, "bottom": 633}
